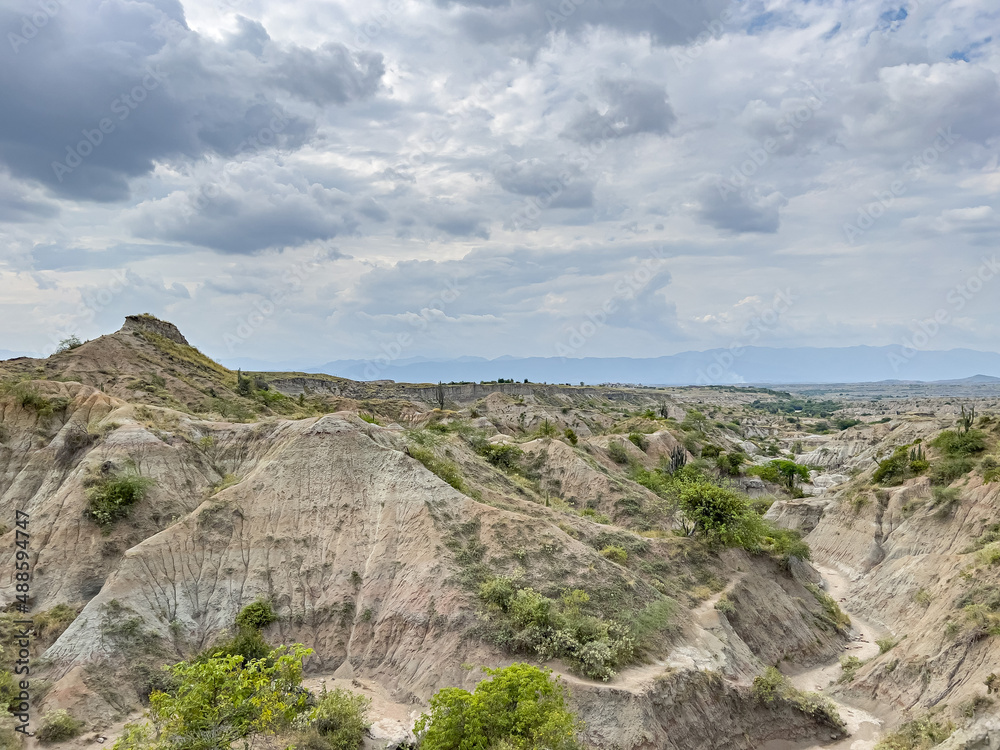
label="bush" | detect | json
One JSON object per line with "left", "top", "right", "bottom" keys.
{"left": 202, "top": 626, "right": 272, "bottom": 664}
{"left": 699, "top": 443, "right": 722, "bottom": 458}
{"left": 86, "top": 469, "right": 155, "bottom": 527}
{"left": 876, "top": 636, "right": 899, "bottom": 654}
{"left": 874, "top": 445, "right": 929, "bottom": 486}
{"left": 873, "top": 714, "right": 954, "bottom": 750}
{"left": 236, "top": 600, "right": 278, "bottom": 631}
{"left": 409, "top": 446, "right": 465, "bottom": 492}
{"left": 839, "top": 655, "right": 863, "bottom": 683}
{"left": 475, "top": 442, "right": 524, "bottom": 472}
{"left": 677, "top": 479, "right": 768, "bottom": 549}
{"left": 563, "top": 428, "right": 578, "bottom": 445}
{"left": 607, "top": 441, "right": 630, "bottom": 464}
{"left": 806, "top": 584, "right": 851, "bottom": 632}
{"left": 305, "top": 687, "right": 370, "bottom": 750}
{"left": 599, "top": 545, "right": 628, "bottom": 565}
{"left": 37, "top": 709, "right": 85, "bottom": 743}
{"left": 628, "top": 432, "right": 649, "bottom": 451}
{"left": 752, "top": 667, "right": 844, "bottom": 731}
{"left": 476, "top": 580, "right": 636, "bottom": 680}
{"left": 56, "top": 335, "right": 82, "bottom": 353}
{"left": 931, "top": 429, "right": 987, "bottom": 457}
{"left": 415, "top": 664, "right": 582, "bottom": 750}
{"left": 930, "top": 457, "right": 974, "bottom": 486}
{"left": 748, "top": 460, "right": 810, "bottom": 490}
{"left": 929, "top": 487, "right": 961, "bottom": 518}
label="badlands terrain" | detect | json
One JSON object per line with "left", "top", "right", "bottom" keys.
{"left": 0, "top": 314, "right": 997, "bottom": 749}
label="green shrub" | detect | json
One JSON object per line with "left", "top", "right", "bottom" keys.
{"left": 931, "top": 429, "right": 987, "bottom": 457}
{"left": 699, "top": 443, "right": 721, "bottom": 458}
{"left": 37, "top": 709, "right": 85, "bottom": 743}
{"left": 563, "top": 429, "right": 578, "bottom": 445}
{"left": 752, "top": 667, "right": 844, "bottom": 731}
{"left": 599, "top": 545, "right": 628, "bottom": 565}
{"left": 874, "top": 445, "right": 929, "bottom": 486}
{"left": 415, "top": 664, "right": 582, "bottom": 750}
{"left": 236, "top": 600, "right": 278, "bottom": 631}
{"left": 86, "top": 469, "right": 155, "bottom": 527}
{"left": 535, "top": 420, "right": 559, "bottom": 438}
{"left": 806, "top": 584, "right": 851, "bottom": 632}
{"left": 876, "top": 636, "right": 899, "bottom": 654}
{"left": 873, "top": 713, "right": 954, "bottom": 750}
{"left": 475, "top": 441, "right": 524, "bottom": 472}
{"left": 839, "top": 655, "right": 863, "bottom": 682}
{"left": 305, "top": 686, "right": 370, "bottom": 750}
{"left": 409, "top": 446, "right": 465, "bottom": 492}
{"left": 930, "top": 457, "right": 974, "bottom": 486}
{"left": 929, "top": 487, "right": 961, "bottom": 518}
{"left": 677, "top": 479, "right": 768, "bottom": 549}
{"left": 607, "top": 441, "right": 630, "bottom": 464}
{"left": 628, "top": 432, "right": 649, "bottom": 451}
{"left": 476, "top": 580, "right": 637, "bottom": 680}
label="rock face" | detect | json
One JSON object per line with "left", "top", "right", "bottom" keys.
{"left": 120, "top": 314, "right": 189, "bottom": 345}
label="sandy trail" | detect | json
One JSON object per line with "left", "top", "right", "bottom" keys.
{"left": 762, "top": 563, "right": 890, "bottom": 750}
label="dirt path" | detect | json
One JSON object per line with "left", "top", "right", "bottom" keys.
{"left": 762, "top": 563, "right": 890, "bottom": 750}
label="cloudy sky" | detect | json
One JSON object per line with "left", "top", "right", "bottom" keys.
{"left": 1, "top": 0, "right": 998, "bottom": 366}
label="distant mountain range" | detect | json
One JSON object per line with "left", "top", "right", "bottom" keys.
{"left": 220, "top": 345, "right": 1000, "bottom": 386}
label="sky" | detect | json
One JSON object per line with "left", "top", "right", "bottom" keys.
{"left": 1, "top": 0, "right": 999, "bottom": 368}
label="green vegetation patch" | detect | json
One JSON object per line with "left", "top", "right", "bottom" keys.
{"left": 415, "top": 664, "right": 582, "bottom": 750}
{"left": 477, "top": 577, "right": 639, "bottom": 680}
{"left": 873, "top": 713, "right": 954, "bottom": 750}
{"left": 752, "top": 667, "right": 845, "bottom": 731}
{"left": 85, "top": 466, "right": 155, "bottom": 528}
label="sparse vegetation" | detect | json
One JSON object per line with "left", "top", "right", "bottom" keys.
{"left": 409, "top": 446, "right": 466, "bottom": 492}
{"left": 752, "top": 667, "right": 845, "bottom": 731}
{"left": 36, "top": 709, "right": 85, "bottom": 743}
{"left": 607, "top": 440, "right": 630, "bottom": 464}
{"left": 85, "top": 465, "right": 155, "bottom": 527}
{"left": 805, "top": 583, "right": 851, "bottom": 633}
{"left": 294, "top": 686, "right": 370, "bottom": 750}
{"left": 873, "top": 713, "right": 954, "bottom": 750}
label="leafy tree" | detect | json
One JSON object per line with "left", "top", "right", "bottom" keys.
{"left": 414, "top": 663, "right": 582, "bottom": 750}
{"left": 56, "top": 335, "right": 82, "bottom": 353}
{"left": 677, "top": 479, "right": 768, "bottom": 548}
{"left": 715, "top": 451, "right": 746, "bottom": 476}
{"left": 113, "top": 645, "right": 312, "bottom": 750}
